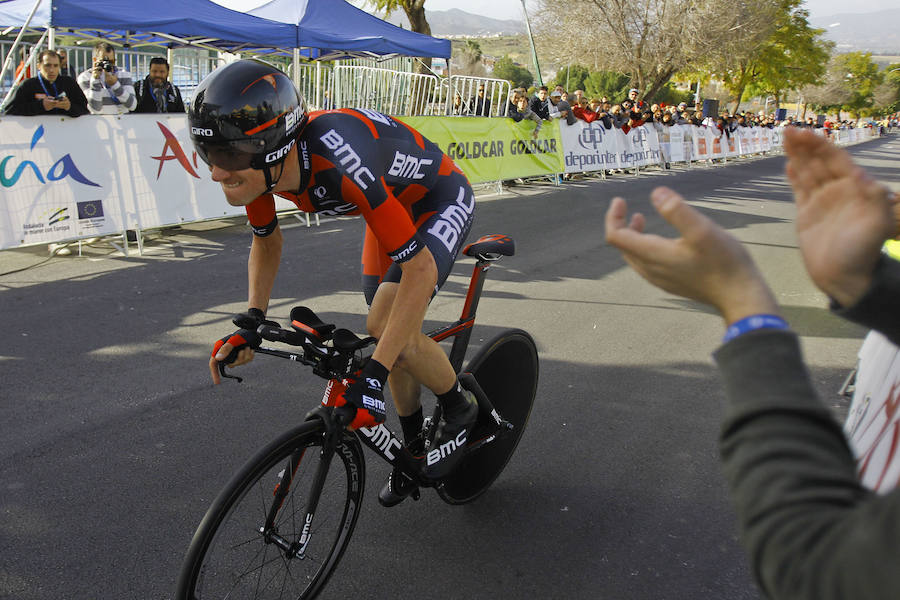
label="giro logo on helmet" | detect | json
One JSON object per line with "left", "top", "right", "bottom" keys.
{"left": 191, "top": 127, "right": 214, "bottom": 137}
{"left": 265, "top": 139, "right": 296, "bottom": 164}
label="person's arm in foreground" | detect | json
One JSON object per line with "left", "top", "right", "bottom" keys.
{"left": 605, "top": 185, "right": 900, "bottom": 600}
{"left": 783, "top": 127, "right": 900, "bottom": 344}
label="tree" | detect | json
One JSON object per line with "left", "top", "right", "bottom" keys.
{"left": 583, "top": 70, "right": 630, "bottom": 101}
{"left": 533, "top": 0, "right": 781, "bottom": 102}
{"left": 836, "top": 52, "right": 884, "bottom": 119}
{"left": 455, "top": 39, "right": 486, "bottom": 77}
{"left": 548, "top": 64, "right": 591, "bottom": 93}
{"left": 736, "top": 0, "right": 832, "bottom": 112}
{"left": 874, "top": 63, "right": 900, "bottom": 114}
{"left": 493, "top": 56, "right": 535, "bottom": 89}
{"left": 366, "top": 0, "right": 434, "bottom": 74}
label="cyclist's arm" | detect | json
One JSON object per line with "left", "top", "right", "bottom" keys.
{"left": 248, "top": 223, "right": 283, "bottom": 313}
{"left": 370, "top": 247, "right": 437, "bottom": 370}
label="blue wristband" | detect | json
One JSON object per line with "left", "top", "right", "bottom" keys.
{"left": 722, "top": 314, "right": 789, "bottom": 343}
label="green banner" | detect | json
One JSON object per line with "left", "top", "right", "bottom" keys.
{"left": 398, "top": 116, "right": 563, "bottom": 184}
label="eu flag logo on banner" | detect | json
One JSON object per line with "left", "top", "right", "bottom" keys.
{"left": 77, "top": 200, "right": 104, "bottom": 220}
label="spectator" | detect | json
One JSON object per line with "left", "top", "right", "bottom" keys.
{"left": 659, "top": 112, "right": 675, "bottom": 127}
{"left": 77, "top": 41, "right": 138, "bottom": 115}
{"left": 56, "top": 49, "right": 77, "bottom": 79}
{"left": 448, "top": 92, "right": 469, "bottom": 116}
{"left": 625, "top": 87, "right": 644, "bottom": 110}
{"left": 571, "top": 89, "right": 586, "bottom": 106}
{"left": 13, "top": 46, "right": 33, "bottom": 82}
{"left": 530, "top": 86, "right": 550, "bottom": 120}
{"left": 134, "top": 57, "right": 185, "bottom": 114}
{"left": 604, "top": 126, "right": 900, "bottom": 600}
{"left": 514, "top": 95, "right": 542, "bottom": 139}
{"left": 472, "top": 83, "right": 490, "bottom": 117}
{"left": 548, "top": 89, "right": 576, "bottom": 125}
{"left": 506, "top": 90, "right": 522, "bottom": 121}
{"left": 608, "top": 103, "right": 627, "bottom": 128}
{"left": 573, "top": 97, "right": 597, "bottom": 123}
{"left": 4, "top": 50, "right": 88, "bottom": 118}
{"left": 621, "top": 110, "right": 644, "bottom": 134}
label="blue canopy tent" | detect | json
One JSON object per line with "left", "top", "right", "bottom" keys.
{"left": 247, "top": 0, "right": 450, "bottom": 61}
{"left": 0, "top": 0, "right": 450, "bottom": 58}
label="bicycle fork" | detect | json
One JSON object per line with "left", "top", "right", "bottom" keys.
{"left": 261, "top": 409, "right": 344, "bottom": 560}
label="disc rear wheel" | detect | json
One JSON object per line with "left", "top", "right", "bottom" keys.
{"left": 438, "top": 329, "right": 539, "bottom": 504}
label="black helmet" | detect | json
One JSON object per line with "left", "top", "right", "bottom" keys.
{"left": 188, "top": 59, "right": 307, "bottom": 177}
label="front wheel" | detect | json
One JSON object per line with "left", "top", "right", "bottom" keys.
{"left": 176, "top": 420, "right": 366, "bottom": 600}
{"left": 438, "top": 329, "right": 539, "bottom": 504}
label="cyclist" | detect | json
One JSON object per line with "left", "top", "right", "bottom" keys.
{"left": 189, "top": 59, "right": 477, "bottom": 504}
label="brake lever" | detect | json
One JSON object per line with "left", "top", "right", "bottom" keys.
{"left": 218, "top": 361, "right": 243, "bottom": 383}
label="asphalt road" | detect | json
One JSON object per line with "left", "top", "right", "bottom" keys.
{"left": 2, "top": 134, "right": 897, "bottom": 600}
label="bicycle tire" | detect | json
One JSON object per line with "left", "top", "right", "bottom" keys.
{"left": 437, "top": 328, "right": 539, "bottom": 505}
{"left": 175, "top": 420, "right": 365, "bottom": 600}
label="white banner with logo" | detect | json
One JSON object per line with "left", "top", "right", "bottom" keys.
{"left": 0, "top": 114, "right": 256, "bottom": 250}
{"left": 560, "top": 122, "right": 662, "bottom": 173}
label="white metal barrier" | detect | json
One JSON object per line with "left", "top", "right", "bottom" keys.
{"left": 332, "top": 65, "right": 440, "bottom": 116}
{"left": 445, "top": 75, "right": 510, "bottom": 118}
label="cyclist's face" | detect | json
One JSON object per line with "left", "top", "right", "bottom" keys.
{"left": 210, "top": 164, "right": 266, "bottom": 206}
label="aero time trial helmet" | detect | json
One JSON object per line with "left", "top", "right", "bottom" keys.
{"left": 188, "top": 59, "right": 307, "bottom": 178}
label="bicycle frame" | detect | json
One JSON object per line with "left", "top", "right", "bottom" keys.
{"left": 246, "top": 253, "right": 509, "bottom": 561}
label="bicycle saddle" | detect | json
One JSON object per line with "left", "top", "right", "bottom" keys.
{"left": 464, "top": 234, "right": 515, "bottom": 258}
{"left": 290, "top": 306, "right": 336, "bottom": 341}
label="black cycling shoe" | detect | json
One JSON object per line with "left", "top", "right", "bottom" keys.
{"left": 378, "top": 469, "right": 421, "bottom": 507}
{"left": 422, "top": 390, "right": 478, "bottom": 480}
{"left": 378, "top": 437, "right": 424, "bottom": 508}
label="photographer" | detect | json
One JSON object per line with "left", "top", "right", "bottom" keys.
{"left": 134, "top": 57, "right": 185, "bottom": 114}
{"left": 76, "top": 42, "right": 137, "bottom": 115}
{"left": 3, "top": 50, "right": 88, "bottom": 117}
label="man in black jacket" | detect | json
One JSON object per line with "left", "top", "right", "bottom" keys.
{"left": 529, "top": 86, "right": 550, "bottom": 120}
{"left": 4, "top": 50, "right": 88, "bottom": 117}
{"left": 133, "top": 57, "right": 185, "bottom": 114}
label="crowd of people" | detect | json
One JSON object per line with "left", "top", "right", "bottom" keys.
{"left": 2, "top": 41, "right": 185, "bottom": 118}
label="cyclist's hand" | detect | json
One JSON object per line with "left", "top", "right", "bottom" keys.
{"left": 338, "top": 358, "right": 389, "bottom": 429}
{"left": 210, "top": 329, "right": 261, "bottom": 384}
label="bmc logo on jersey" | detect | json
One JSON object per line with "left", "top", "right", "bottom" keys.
{"left": 265, "top": 138, "right": 296, "bottom": 164}
{"left": 190, "top": 127, "right": 214, "bottom": 137}
{"left": 320, "top": 129, "right": 375, "bottom": 190}
{"left": 388, "top": 151, "right": 433, "bottom": 181}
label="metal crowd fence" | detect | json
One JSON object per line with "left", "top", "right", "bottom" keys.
{"left": 445, "top": 75, "right": 510, "bottom": 118}
{"left": 331, "top": 65, "right": 444, "bottom": 116}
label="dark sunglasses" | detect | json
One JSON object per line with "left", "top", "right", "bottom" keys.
{"left": 193, "top": 139, "right": 265, "bottom": 171}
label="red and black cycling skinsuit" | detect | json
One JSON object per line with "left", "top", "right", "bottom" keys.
{"left": 243, "top": 107, "right": 475, "bottom": 304}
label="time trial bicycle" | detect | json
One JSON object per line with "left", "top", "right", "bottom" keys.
{"left": 175, "top": 233, "right": 539, "bottom": 599}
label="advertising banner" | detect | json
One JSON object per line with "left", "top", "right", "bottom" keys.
{"left": 0, "top": 114, "right": 243, "bottom": 250}
{"left": 558, "top": 121, "right": 662, "bottom": 173}
{"left": 399, "top": 116, "right": 563, "bottom": 184}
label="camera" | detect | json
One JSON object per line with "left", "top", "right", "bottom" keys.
{"left": 97, "top": 59, "right": 114, "bottom": 72}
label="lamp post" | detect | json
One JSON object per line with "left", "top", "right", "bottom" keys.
{"left": 520, "top": 0, "right": 543, "bottom": 86}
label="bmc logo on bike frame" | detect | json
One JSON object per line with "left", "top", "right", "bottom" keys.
{"left": 426, "top": 430, "right": 467, "bottom": 466}
{"left": 358, "top": 423, "right": 402, "bottom": 461}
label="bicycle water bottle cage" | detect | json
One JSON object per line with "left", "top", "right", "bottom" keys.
{"left": 464, "top": 234, "right": 516, "bottom": 260}
{"left": 290, "top": 306, "right": 336, "bottom": 342}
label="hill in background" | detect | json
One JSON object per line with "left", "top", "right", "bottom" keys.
{"left": 378, "top": 7, "right": 524, "bottom": 37}
{"left": 809, "top": 8, "right": 900, "bottom": 53}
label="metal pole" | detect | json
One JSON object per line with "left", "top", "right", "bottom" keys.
{"left": 520, "top": 0, "right": 542, "bottom": 87}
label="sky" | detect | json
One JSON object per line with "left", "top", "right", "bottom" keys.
{"left": 217, "top": 0, "right": 900, "bottom": 23}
